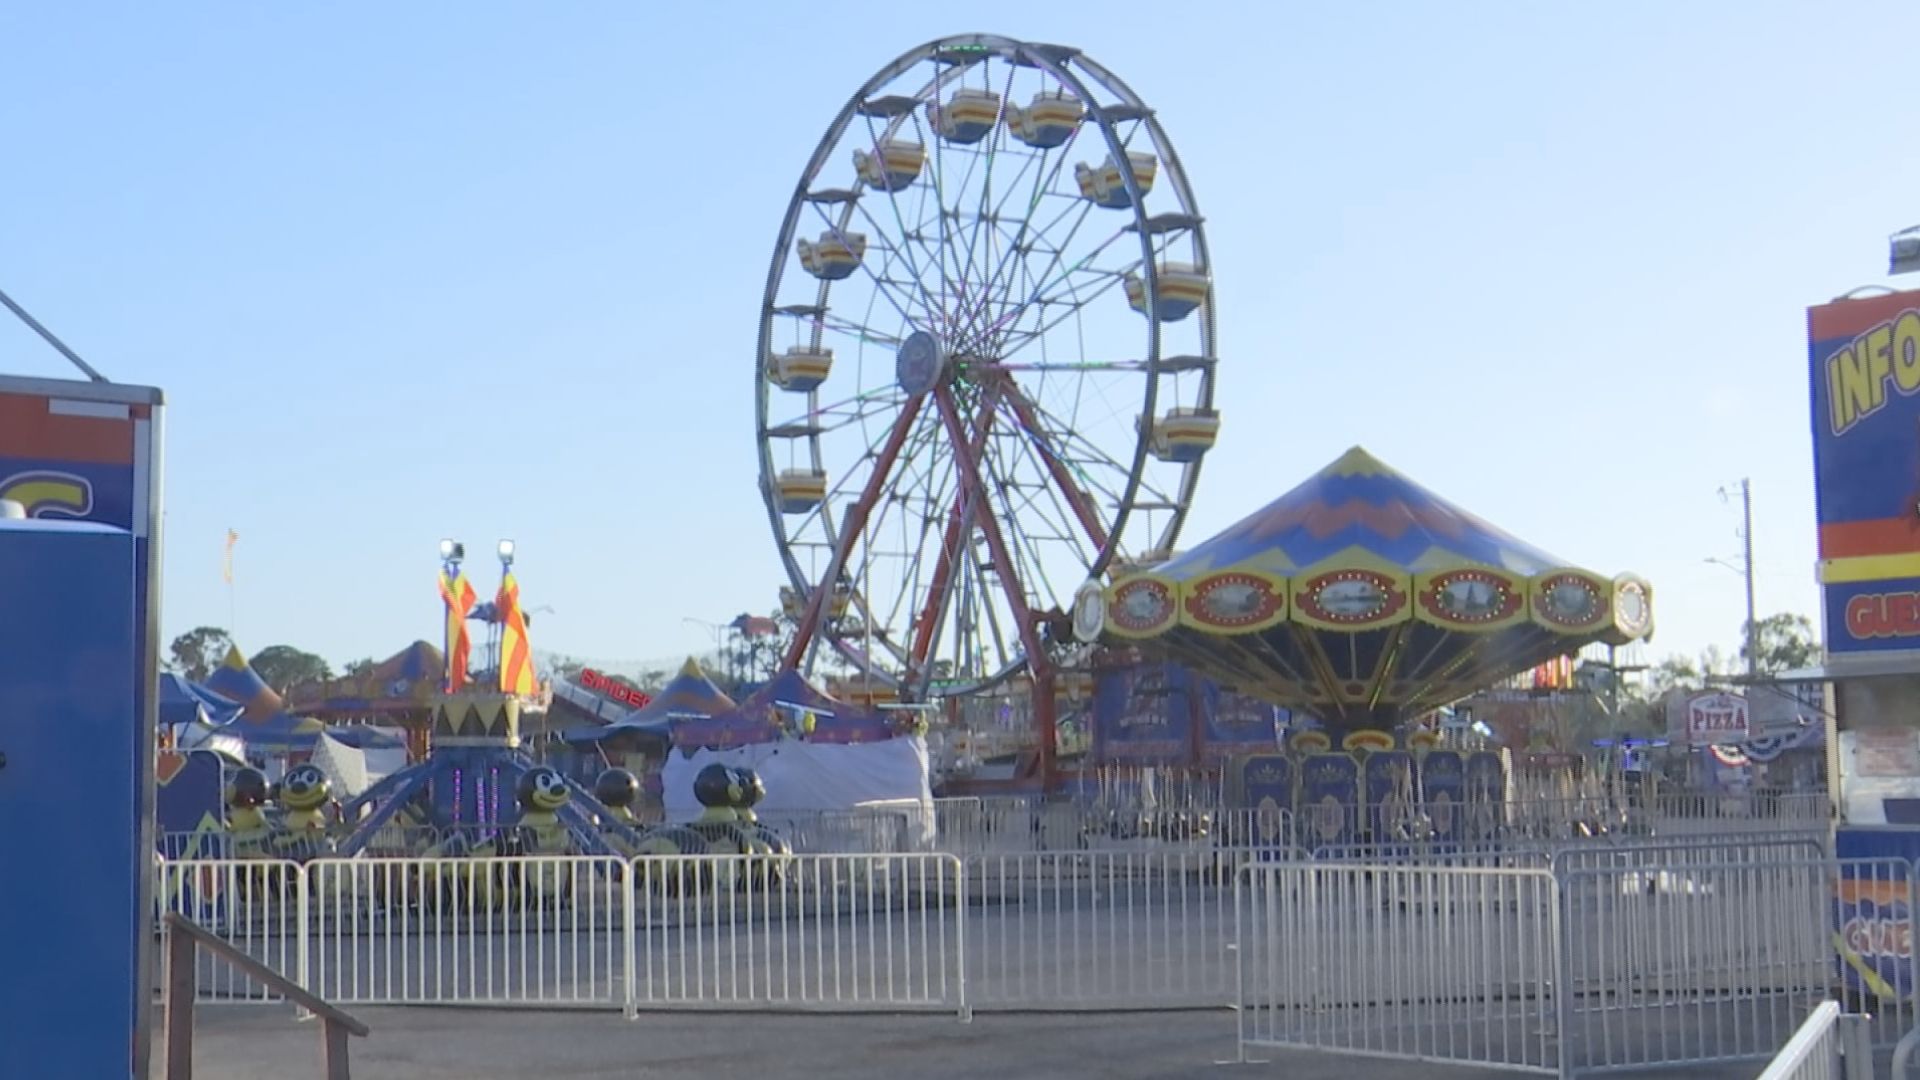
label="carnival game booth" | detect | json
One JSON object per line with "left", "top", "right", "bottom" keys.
{"left": 1082, "top": 446, "right": 1655, "bottom": 852}
{"left": 661, "top": 669, "right": 936, "bottom": 851}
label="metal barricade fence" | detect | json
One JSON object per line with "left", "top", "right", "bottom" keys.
{"left": 1755, "top": 1001, "right": 1873, "bottom": 1080}
{"left": 1235, "top": 860, "right": 1563, "bottom": 1074}
{"left": 303, "top": 856, "right": 630, "bottom": 1009}
{"left": 154, "top": 858, "right": 304, "bottom": 1003}
{"left": 961, "top": 847, "right": 1275, "bottom": 1010}
{"left": 629, "top": 853, "right": 965, "bottom": 1014}
{"left": 1555, "top": 851, "right": 1833, "bottom": 1075}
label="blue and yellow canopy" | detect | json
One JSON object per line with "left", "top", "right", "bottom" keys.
{"left": 1097, "top": 447, "right": 1652, "bottom": 730}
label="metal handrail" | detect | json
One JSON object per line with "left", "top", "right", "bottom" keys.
{"left": 161, "top": 912, "right": 368, "bottom": 1079}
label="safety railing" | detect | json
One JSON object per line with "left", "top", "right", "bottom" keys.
{"left": 159, "top": 834, "right": 1918, "bottom": 1077}
{"left": 961, "top": 846, "right": 1273, "bottom": 1010}
{"left": 630, "top": 852, "right": 965, "bottom": 1013}
{"left": 154, "top": 857, "right": 304, "bottom": 1003}
{"left": 1235, "top": 859, "right": 1563, "bottom": 1074}
{"left": 1756, "top": 1001, "right": 1873, "bottom": 1080}
{"left": 303, "top": 856, "right": 631, "bottom": 1009}
{"left": 161, "top": 912, "right": 368, "bottom": 1080}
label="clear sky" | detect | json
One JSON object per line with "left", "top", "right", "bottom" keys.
{"left": 2, "top": 1, "right": 1915, "bottom": 671}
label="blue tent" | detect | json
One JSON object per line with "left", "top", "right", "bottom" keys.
{"left": 158, "top": 673, "right": 244, "bottom": 729}
{"left": 559, "top": 657, "right": 734, "bottom": 747}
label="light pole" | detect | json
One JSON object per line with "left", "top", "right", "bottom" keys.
{"left": 682, "top": 617, "right": 727, "bottom": 679}
{"left": 1706, "top": 477, "right": 1758, "bottom": 679}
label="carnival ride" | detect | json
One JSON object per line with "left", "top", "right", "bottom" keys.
{"left": 1083, "top": 445, "right": 1655, "bottom": 735}
{"left": 758, "top": 34, "right": 1217, "bottom": 786}
{"left": 1073, "top": 445, "right": 1656, "bottom": 848}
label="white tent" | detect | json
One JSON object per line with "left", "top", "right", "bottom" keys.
{"left": 661, "top": 736, "right": 935, "bottom": 842}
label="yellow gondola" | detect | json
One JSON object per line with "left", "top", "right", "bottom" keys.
{"left": 853, "top": 139, "right": 926, "bottom": 192}
{"left": 1141, "top": 407, "right": 1220, "bottom": 462}
{"left": 928, "top": 88, "right": 1001, "bottom": 145}
{"left": 1076, "top": 150, "right": 1157, "bottom": 209}
{"left": 780, "top": 585, "right": 805, "bottom": 619}
{"left": 767, "top": 347, "right": 833, "bottom": 392}
{"left": 773, "top": 469, "right": 828, "bottom": 513}
{"left": 1124, "top": 263, "right": 1209, "bottom": 322}
{"left": 1007, "top": 90, "right": 1084, "bottom": 149}
{"left": 828, "top": 582, "right": 852, "bottom": 618}
{"left": 796, "top": 231, "right": 866, "bottom": 280}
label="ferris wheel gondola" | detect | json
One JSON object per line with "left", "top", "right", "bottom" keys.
{"left": 757, "top": 35, "right": 1218, "bottom": 705}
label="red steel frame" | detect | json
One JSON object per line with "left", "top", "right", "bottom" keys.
{"left": 780, "top": 369, "right": 1127, "bottom": 789}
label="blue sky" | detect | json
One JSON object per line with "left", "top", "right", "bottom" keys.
{"left": 2, "top": 1, "right": 1915, "bottom": 670}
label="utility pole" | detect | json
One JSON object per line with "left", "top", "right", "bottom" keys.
{"left": 1737, "top": 478, "right": 1758, "bottom": 679}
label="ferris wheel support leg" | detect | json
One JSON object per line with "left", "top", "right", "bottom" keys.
{"left": 1032, "top": 652, "right": 1059, "bottom": 792}
{"left": 908, "top": 386, "right": 1004, "bottom": 679}
{"left": 782, "top": 393, "right": 929, "bottom": 672}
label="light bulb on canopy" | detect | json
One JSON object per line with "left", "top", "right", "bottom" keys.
{"left": 439, "top": 538, "right": 464, "bottom": 564}
{"left": 498, "top": 539, "right": 515, "bottom": 565}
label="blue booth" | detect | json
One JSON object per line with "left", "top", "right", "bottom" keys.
{"left": 0, "top": 520, "right": 147, "bottom": 1074}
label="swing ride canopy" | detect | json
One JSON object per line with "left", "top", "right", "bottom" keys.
{"left": 1086, "top": 446, "right": 1654, "bottom": 732}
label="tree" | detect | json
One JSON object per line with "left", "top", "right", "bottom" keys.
{"left": 544, "top": 653, "right": 586, "bottom": 680}
{"left": 249, "top": 645, "right": 332, "bottom": 692}
{"left": 341, "top": 658, "right": 375, "bottom": 679}
{"left": 1742, "top": 612, "right": 1819, "bottom": 674}
{"left": 167, "top": 626, "right": 235, "bottom": 683}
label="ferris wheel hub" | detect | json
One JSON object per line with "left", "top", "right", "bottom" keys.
{"left": 895, "top": 330, "right": 948, "bottom": 395}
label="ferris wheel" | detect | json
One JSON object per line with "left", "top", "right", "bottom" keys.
{"left": 757, "top": 34, "right": 1217, "bottom": 700}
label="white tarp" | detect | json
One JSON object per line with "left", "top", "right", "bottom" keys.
{"left": 309, "top": 730, "right": 408, "bottom": 800}
{"left": 662, "top": 736, "right": 934, "bottom": 838}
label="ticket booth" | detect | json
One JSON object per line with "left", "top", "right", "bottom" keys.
{"left": 0, "top": 520, "right": 145, "bottom": 1074}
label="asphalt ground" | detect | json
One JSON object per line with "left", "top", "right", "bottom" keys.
{"left": 156, "top": 1005, "right": 1775, "bottom": 1080}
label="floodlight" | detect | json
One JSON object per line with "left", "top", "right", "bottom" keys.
{"left": 498, "top": 539, "right": 516, "bottom": 564}
{"left": 439, "top": 538, "right": 455, "bottom": 559}
{"left": 1893, "top": 226, "right": 1920, "bottom": 276}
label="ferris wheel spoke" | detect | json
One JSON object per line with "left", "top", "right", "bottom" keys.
{"left": 993, "top": 378, "right": 1113, "bottom": 553}
{"left": 781, "top": 392, "right": 929, "bottom": 670}
{"left": 803, "top": 200, "right": 934, "bottom": 333}
{"left": 856, "top": 115, "right": 954, "bottom": 330}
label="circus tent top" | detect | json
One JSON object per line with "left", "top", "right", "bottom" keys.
{"left": 560, "top": 658, "right": 737, "bottom": 747}
{"left": 1081, "top": 446, "right": 1654, "bottom": 733}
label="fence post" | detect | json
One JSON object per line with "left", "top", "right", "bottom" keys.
{"left": 163, "top": 921, "right": 195, "bottom": 1079}
{"left": 954, "top": 854, "right": 971, "bottom": 1022}
{"left": 622, "top": 857, "right": 637, "bottom": 1020}
{"left": 1232, "top": 862, "right": 1246, "bottom": 1064}
{"left": 1553, "top": 854, "right": 1576, "bottom": 1080}
{"left": 296, "top": 862, "right": 313, "bottom": 1020}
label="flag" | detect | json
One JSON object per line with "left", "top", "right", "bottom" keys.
{"left": 438, "top": 570, "right": 479, "bottom": 691}
{"left": 495, "top": 570, "right": 536, "bottom": 696}
{"left": 222, "top": 529, "right": 238, "bottom": 584}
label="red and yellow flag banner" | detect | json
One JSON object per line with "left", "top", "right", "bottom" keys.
{"left": 496, "top": 570, "right": 536, "bottom": 696}
{"left": 438, "top": 570, "right": 478, "bottom": 691}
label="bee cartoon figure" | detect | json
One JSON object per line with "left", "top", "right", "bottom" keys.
{"left": 223, "top": 767, "right": 272, "bottom": 860}
{"left": 729, "top": 766, "right": 793, "bottom": 888}
{"left": 594, "top": 768, "right": 641, "bottom": 828}
{"left": 270, "top": 764, "right": 336, "bottom": 862}
{"left": 630, "top": 764, "right": 735, "bottom": 896}
{"left": 501, "top": 766, "right": 575, "bottom": 857}
{"left": 491, "top": 766, "right": 576, "bottom": 907}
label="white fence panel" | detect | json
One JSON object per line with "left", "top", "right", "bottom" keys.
{"left": 629, "top": 853, "right": 965, "bottom": 1014}
{"left": 1236, "top": 861, "right": 1562, "bottom": 1074}
{"left": 303, "top": 856, "right": 629, "bottom": 1008}
{"left": 1556, "top": 853, "right": 1831, "bottom": 1073}
{"left": 154, "top": 858, "right": 304, "bottom": 1004}
{"left": 962, "top": 848, "right": 1261, "bottom": 1010}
